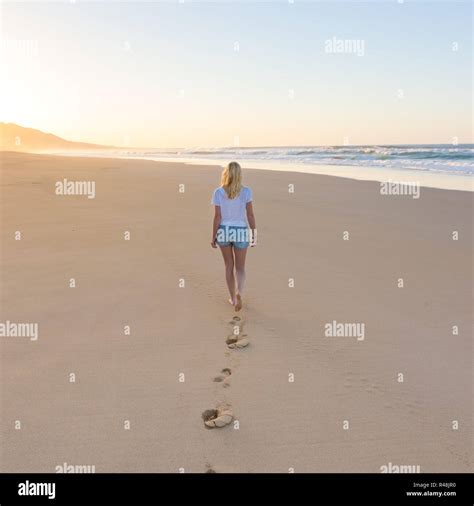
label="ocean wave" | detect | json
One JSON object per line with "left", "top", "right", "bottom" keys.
{"left": 98, "top": 144, "right": 474, "bottom": 177}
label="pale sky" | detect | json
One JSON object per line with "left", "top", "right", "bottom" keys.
{"left": 1, "top": 0, "right": 472, "bottom": 148}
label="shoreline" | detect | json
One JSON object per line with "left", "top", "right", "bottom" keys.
{"left": 46, "top": 151, "right": 473, "bottom": 192}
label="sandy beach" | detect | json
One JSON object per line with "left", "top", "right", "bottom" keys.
{"left": 0, "top": 151, "right": 472, "bottom": 473}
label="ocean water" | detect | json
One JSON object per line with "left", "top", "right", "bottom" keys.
{"left": 63, "top": 144, "right": 474, "bottom": 191}
{"left": 108, "top": 144, "right": 474, "bottom": 177}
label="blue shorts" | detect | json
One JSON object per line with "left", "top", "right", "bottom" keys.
{"left": 216, "top": 225, "right": 249, "bottom": 249}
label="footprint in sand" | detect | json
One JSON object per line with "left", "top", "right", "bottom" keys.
{"left": 202, "top": 406, "right": 234, "bottom": 429}
{"left": 226, "top": 317, "right": 249, "bottom": 348}
{"left": 226, "top": 334, "right": 249, "bottom": 349}
{"left": 213, "top": 368, "right": 232, "bottom": 387}
{"left": 228, "top": 316, "right": 244, "bottom": 333}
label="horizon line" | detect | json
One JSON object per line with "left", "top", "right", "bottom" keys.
{"left": 2, "top": 122, "right": 472, "bottom": 150}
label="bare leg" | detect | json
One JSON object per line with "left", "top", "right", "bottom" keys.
{"left": 219, "top": 245, "right": 236, "bottom": 304}
{"left": 233, "top": 247, "right": 247, "bottom": 311}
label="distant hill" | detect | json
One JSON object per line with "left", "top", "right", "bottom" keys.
{"left": 0, "top": 123, "right": 113, "bottom": 152}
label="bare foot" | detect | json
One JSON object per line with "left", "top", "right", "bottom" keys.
{"left": 235, "top": 293, "right": 242, "bottom": 312}
{"left": 228, "top": 298, "right": 236, "bottom": 306}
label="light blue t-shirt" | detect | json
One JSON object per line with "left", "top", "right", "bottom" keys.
{"left": 211, "top": 186, "right": 253, "bottom": 227}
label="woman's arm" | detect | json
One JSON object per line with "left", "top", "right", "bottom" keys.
{"left": 246, "top": 201, "right": 257, "bottom": 246}
{"left": 211, "top": 205, "right": 221, "bottom": 248}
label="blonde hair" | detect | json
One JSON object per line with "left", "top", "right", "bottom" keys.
{"left": 221, "top": 161, "right": 243, "bottom": 199}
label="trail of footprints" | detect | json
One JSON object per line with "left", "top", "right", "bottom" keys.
{"left": 201, "top": 315, "right": 249, "bottom": 438}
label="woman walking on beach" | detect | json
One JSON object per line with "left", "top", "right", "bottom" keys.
{"left": 211, "top": 162, "right": 256, "bottom": 312}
